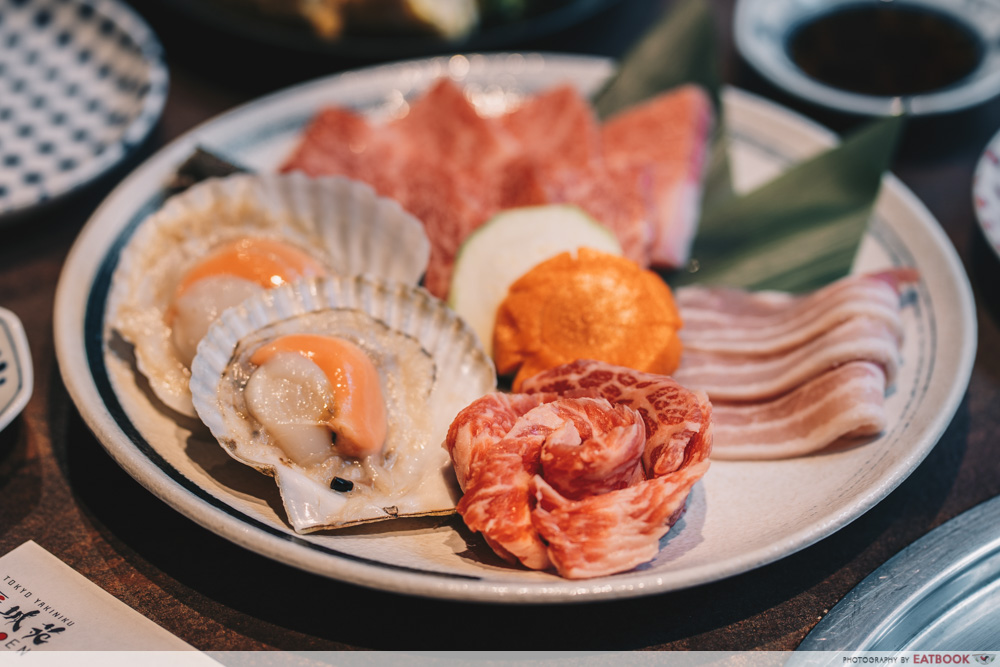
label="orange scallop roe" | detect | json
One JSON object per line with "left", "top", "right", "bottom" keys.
{"left": 250, "top": 334, "right": 388, "bottom": 459}
{"left": 173, "top": 237, "right": 328, "bottom": 299}
{"left": 493, "top": 247, "right": 683, "bottom": 391}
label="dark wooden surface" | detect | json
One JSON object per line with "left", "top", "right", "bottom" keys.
{"left": 1, "top": 0, "right": 998, "bottom": 651}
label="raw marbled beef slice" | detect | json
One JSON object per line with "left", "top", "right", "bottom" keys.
{"left": 602, "top": 84, "right": 714, "bottom": 269}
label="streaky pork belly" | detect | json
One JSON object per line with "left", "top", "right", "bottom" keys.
{"left": 674, "top": 270, "right": 917, "bottom": 459}
{"left": 710, "top": 361, "right": 887, "bottom": 460}
{"left": 674, "top": 315, "right": 901, "bottom": 401}
{"left": 676, "top": 272, "right": 907, "bottom": 354}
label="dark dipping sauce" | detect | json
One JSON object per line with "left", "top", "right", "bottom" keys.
{"left": 787, "top": 3, "right": 984, "bottom": 97}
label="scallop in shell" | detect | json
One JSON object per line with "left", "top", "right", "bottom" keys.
{"left": 190, "top": 275, "right": 496, "bottom": 532}
{"left": 106, "top": 172, "right": 430, "bottom": 417}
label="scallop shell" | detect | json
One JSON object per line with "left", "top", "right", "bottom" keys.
{"left": 106, "top": 172, "right": 430, "bottom": 416}
{"left": 190, "top": 275, "right": 497, "bottom": 533}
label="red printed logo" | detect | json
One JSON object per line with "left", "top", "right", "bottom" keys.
{"left": 0, "top": 632, "right": 7, "bottom": 641}
{"left": 914, "top": 656, "right": 971, "bottom": 664}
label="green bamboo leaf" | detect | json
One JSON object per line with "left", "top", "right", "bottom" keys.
{"left": 593, "top": 0, "right": 904, "bottom": 294}
{"left": 673, "top": 114, "right": 906, "bottom": 292}
{"left": 593, "top": 0, "right": 722, "bottom": 118}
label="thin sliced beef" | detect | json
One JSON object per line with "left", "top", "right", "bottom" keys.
{"left": 446, "top": 360, "right": 712, "bottom": 579}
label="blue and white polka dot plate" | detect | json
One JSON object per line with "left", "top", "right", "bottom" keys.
{"left": 0, "top": 306, "right": 32, "bottom": 433}
{"left": 0, "top": 0, "right": 168, "bottom": 219}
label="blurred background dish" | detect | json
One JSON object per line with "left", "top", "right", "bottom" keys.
{"left": 799, "top": 493, "right": 1000, "bottom": 652}
{"left": 152, "top": 0, "right": 625, "bottom": 61}
{"left": 0, "top": 0, "right": 168, "bottom": 222}
{"left": 734, "top": 0, "right": 1000, "bottom": 116}
{"left": 973, "top": 126, "right": 1000, "bottom": 261}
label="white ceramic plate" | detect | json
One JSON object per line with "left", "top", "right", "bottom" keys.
{"left": 0, "top": 0, "right": 168, "bottom": 220}
{"left": 973, "top": 126, "right": 1000, "bottom": 260}
{"left": 734, "top": 0, "right": 1000, "bottom": 116}
{"left": 53, "top": 54, "right": 976, "bottom": 602}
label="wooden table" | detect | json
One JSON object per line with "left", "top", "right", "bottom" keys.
{"left": 2, "top": 0, "right": 998, "bottom": 651}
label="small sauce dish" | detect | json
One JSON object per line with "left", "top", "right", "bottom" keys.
{"left": 734, "top": 0, "right": 1000, "bottom": 115}
{"left": 0, "top": 307, "right": 32, "bottom": 433}
{"left": 973, "top": 127, "right": 1000, "bottom": 261}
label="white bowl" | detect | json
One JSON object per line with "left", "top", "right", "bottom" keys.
{"left": 734, "top": 0, "right": 1000, "bottom": 115}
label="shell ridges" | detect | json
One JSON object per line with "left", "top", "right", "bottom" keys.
{"left": 189, "top": 274, "right": 497, "bottom": 533}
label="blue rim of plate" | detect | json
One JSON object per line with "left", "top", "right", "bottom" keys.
{"left": 0, "top": 0, "right": 169, "bottom": 221}
{"left": 734, "top": 0, "right": 1000, "bottom": 116}
{"left": 973, "top": 126, "right": 1000, "bottom": 261}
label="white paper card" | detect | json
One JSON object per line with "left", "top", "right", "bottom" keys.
{"left": 0, "top": 541, "right": 199, "bottom": 653}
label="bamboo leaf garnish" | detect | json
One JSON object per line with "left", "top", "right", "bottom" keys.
{"left": 674, "top": 114, "right": 906, "bottom": 292}
{"left": 593, "top": 0, "right": 723, "bottom": 118}
{"left": 593, "top": 0, "right": 906, "bottom": 293}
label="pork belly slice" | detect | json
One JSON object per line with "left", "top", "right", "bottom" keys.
{"left": 602, "top": 84, "right": 714, "bottom": 269}
{"left": 711, "top": 361, "right": 887, "bottom": 460}
{"left": 674, "top": 315, "right": 901, "bottom": 402}
{"left": 675, "top": 270, "right": 916, "bottom": 354}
